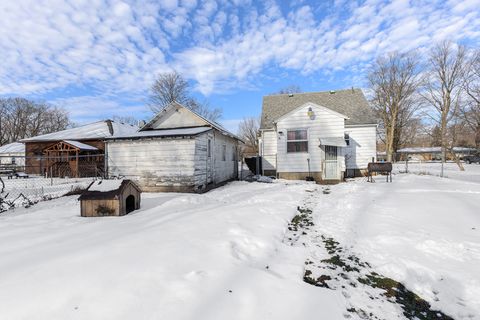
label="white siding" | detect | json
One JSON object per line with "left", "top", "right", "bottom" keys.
{"left": 107, "top": 138, "right": 197, "bottom": 189}
{"left": 151, "top": 106, "right": 207, "bottom": 129}
{"left": 276, "top": 103, "right": 345, "bottom": 174}
{"left": 344, "top": 125, "right": 377, "bottom": 169}
{"left": 194, "top": 131, "right": 238, "bottom": 188}
{"left": 260, "top": 130, "right": 277, "bottom": 170}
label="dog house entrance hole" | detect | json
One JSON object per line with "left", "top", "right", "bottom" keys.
{"left": 126, "top": 195, "right": 135, "bottom": 213}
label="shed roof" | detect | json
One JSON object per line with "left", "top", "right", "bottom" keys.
{"left": 0, "top": 142, "right": 25, "bottom": 154}
{"left": 78, "top": 179, "right": 141, "bottom": 200}
{"left": 105, "top": 126, "right": 212, "bottom": 140}
{"left": 62, "top": 140, "right": 99, "bottom": 150}
{"left": 261, "top": 88, "right": 377, "bottom": 129}
{"left": 21, "top": 120, "right": 138, "bottom": 142}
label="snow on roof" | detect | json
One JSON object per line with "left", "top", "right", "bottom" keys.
{"left": 63, "top": 140, "right": 99, "bottom": 150}
{"left": 0, "top": 142, "right": 25, "bottom": 154}
{"left": 105, "top": 126, "right": 212, "bottom": 139}
{"left": 88, "top": 180, "right": 123, "bottom": 192}
{"left": 21, "top": 121, "right": 138, "bottom": 142}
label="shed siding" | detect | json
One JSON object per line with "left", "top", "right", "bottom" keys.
{"left": 260, "top": 130, "right": 277, "bottom": 171}
{"left": 151, "top": 106, "right": 207, "bottom": 129}
{"left": 276, "top": 104, "right": 345, "bottom": 174}
{"left": 194, "top": 131, "right": 237, "bottom": 190}
{"left": 344, "top": 125, "right": 377, "bottom": 169}
{"left": 107, "top": 138, "right": 197, "bottom": 191}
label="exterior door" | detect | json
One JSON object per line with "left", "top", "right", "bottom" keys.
{"left": 324, "top": 146, "right": 338, "bottom": 180}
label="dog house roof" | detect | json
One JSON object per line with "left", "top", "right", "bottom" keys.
{"left": 78, "top": 179, "right": 141, "bottom": 200}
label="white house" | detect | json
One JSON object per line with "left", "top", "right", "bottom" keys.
{"left": 105, "top": 102, "right": 242, "bottom": 192}
{"left": 0, "top": 142, "right": 25, "bottom": 167}
{"left": 259, "top": 89, "right": 377, "bottom": 182}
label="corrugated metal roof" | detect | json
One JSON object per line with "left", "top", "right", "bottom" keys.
{"left": 106, "top": 126, "right": 212, "bottom": 139}
{"left": 63, "top": 140, "right": 99, "bottom": 150}
{"left": 21, "top": 120, "right": 138, "bottom": 142}
{"left": 0, "top": 142, "right": 25, "bottom": 154}
{"left": 261, "top": 88, "right": 377, "bottom": 129}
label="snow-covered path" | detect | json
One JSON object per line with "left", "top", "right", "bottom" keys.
{"left": 315, "top": 174, "right": 480, "bottom": 319}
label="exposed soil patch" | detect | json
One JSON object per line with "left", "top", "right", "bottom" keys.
{"left": 284, "top": 188, "right": 455, "bottom": 320}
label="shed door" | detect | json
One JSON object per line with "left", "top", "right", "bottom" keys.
{"left": 324, "top": 146, "right": 338, "bottom": 180}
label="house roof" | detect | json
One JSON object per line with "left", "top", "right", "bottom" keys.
{"left": 260, "top": 88, "right": 377, "bottom": 129}
{"left": 141, "top": 102, "right": 243, "bottom": 142}
{"left": 62, "top": 140, "right": 99, "bottom": 150}
{"left": 0, "top": 142, "right": 25, "bottom": 154}
{"left": 105, "top": 127, "right": 212, "bottom": 140}
{"left": 78, "top": 179, "right": 141, "bottom": 200}
{"left": 21, "top": 120, "right": 138, "bottom": 142}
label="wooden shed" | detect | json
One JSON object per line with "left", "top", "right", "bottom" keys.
{"left": 79, "top": 179, "right": 141, "bottom": 217}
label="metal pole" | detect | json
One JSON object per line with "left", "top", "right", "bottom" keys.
{"left": 405, "top": 154, "right": 409, "bottom": 174}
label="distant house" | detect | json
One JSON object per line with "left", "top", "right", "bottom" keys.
{"left": 0, "top": 142, "right": 25, "bottom": 167}
{"left": 105, "top": 102, "right": 242, "bottom": 192}
{"left": 20, "top": 120, "right": 137, "bottom": 177}
{"left": 259, "top": 89, "right": 377, "bottom": 182}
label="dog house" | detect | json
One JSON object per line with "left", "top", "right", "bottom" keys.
{"left": 79, "top": 179, "right": 141, "bottom": 217}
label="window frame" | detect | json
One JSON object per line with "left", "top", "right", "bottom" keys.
{"left": 286, "top": 128, "right": 309, "bottom": 154}
{"left": 221, "top": 144, "right": 226, "bottom": 161}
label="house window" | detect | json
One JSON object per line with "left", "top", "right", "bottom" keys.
{"left": 344, "top": 133, "right": 350, "bottom": 146}
{"left": 207, "top": 140, "right": 211, "bottom": 158}
{"left": 222, "top": 145, "right": 226, "bottom": 161}
{"left": 287, "top": 129, "right": 308, "bottom": 153}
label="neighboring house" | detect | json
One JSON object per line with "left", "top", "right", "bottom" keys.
{"left": 105, "top": 102, "right": 242, "bottom": 192}
{"left": 0, "top": 142, "right": 25, "bottom": 167}
{"left": 20, "top": 120, "right": 138, "bottom": 176}
{"left": 259, "top": 89, "right": 377, "bottom": 182}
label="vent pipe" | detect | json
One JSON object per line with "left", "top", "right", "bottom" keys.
{"left": 106, "top": 119, "right": 114, "bottom": 136}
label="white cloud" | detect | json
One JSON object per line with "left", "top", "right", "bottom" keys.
{"left": 0, "top": 0, "right": 479, "bottom": 99}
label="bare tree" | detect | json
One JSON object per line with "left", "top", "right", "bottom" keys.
{"left": 422, "top": 42, "right": 467, "bottom": 173}
{"left": 149, "top": 71, "right": 222, "bottom": 122}
{"left": 238, "top": 117, "right": 260, "bottom": 156}
{"left": 463, "top": 49, "right": 480, "bottom": 148}
{"left": 274, "top": 85, "right": 302, "bottom": 95}
{"left": 368, "top": 51, "right": 422, "bottom": 162}
{"left": 149, "top": 71, "right": 189, "bottom": 112}
{"left": 111, "top": 115, "right": 139, "bottom": 127}
{"left": 185, "top": 98, "right": 222, "bottom": 123}
{"left": 0, "top": 98, "right": 70, "bottom": 145}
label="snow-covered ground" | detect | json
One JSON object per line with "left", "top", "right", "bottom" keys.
{"left": 0, "top": 164, "right": 478, "bottom": 319}
{"left": 394, "top": 161, "right": 480, "bottom": 183}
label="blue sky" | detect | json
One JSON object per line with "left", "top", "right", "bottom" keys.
{"left": 1, "top": 0, "right": 479, "bottom": 133}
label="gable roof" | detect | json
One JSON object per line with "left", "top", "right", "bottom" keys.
{"left": 105, "top": 127, "right": 212, "bottom": 140}
{"left": 21, "top": 120, "right": 138, "bottom": 142}
{"left": 261, "top": 88, "right": 377, "bottom": 129}
{"left": 141, "top": 102, "right": 242, "bottom": 142}
{"left": 0, "top": 142, "right": 25, "bottom": 154}
{"left": 274, "top": 102, "right": 349, "bottom": 124}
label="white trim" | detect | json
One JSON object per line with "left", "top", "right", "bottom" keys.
{"left": 285, "top": 128, "right": 309, "bottom": 154}
{"left": 274, "top": 102, "right": 349, "bottom": 124}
